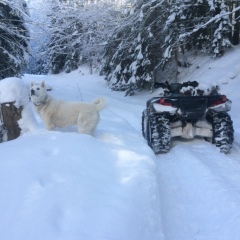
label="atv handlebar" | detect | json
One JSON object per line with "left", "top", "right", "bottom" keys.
{"left": 158, "top": 81, "right": 199, "bottom": 95}
{"left": 181, "top": 81, "right": 198, "bottom": 88}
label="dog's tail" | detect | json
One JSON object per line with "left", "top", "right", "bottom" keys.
{"left": 93, "top": 98, "right": 107, "bottom": 112}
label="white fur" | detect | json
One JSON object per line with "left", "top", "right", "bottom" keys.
{"left": 30, "top": 81, "right": 106, "bottom": 135}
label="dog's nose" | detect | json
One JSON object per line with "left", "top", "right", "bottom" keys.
{"left": 31, "top": 89, "right": 35, "bottom": 95}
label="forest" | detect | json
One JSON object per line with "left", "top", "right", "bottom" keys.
{"left": 1, "top": 0, "right": 240, "bottom": 95}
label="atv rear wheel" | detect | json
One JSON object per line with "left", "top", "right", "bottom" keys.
{"left": 147, "top": 114, "right": 171, "bottom": 154}
{"left": 142, "top": 109, "right": 148, "bottom": 140}
{"left": 211, "top": 112, "right": 234, "bottom": 153}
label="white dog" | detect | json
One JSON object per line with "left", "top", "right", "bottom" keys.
{"left": 30, "top": 81, "right": 106, "bottom": 135}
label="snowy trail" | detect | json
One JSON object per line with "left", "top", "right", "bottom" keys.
{"left": 0, "top": 114, "right": 162, "bottom": 240}
{"left": 80, "top": 72, "right": 240, "bottom": 240}
{"left": 102, "top": 83, "right": 240, "bottom": 240}
{"left": 111, "top": 92, "right": 240, "bottom": 240}
{"left": 0, "top": 74, "right": 164, "bottom": 240}
{"left": 157, "top": 141, "right": 240, "bottom": 240}
{"left": 1, "top": 57, "right": 238, "bottom": 240}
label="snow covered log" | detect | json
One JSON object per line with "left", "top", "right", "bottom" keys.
{"left": 0, "top": 102, "right": 23, "bottom": 141}
{"left": 0, "top": 77, "right": 39, "bottom": 143}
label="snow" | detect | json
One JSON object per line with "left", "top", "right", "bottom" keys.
{"left": 166, "top": 12, "right": 176, "bottom": 26}
{"left": 0, "top": 77, "right": 38, "bottom": 133}
{"left": 163, "top": 45, "right": 172, "bottom": 59}
{"left": 0, "top": 46, "right": 240, "bottom": 240}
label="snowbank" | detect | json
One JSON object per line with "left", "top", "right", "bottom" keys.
{"left": 0, "top": 77, "right": 39, "bottom": 133}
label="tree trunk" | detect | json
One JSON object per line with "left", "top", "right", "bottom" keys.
{"left": 174, "top": 49, "right": 179, "bottom": 82}
{"left": 0, "top": 101, "right": 22, "bottom": 142}
{"left": 232, "top": 2, "right": 240, "bottom": 45}
{"left": 89, "top": 59, "right": 93, "bottom": 75}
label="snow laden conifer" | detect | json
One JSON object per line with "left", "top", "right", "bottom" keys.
{"left": 46, "top": 1, "right": 80, "bottom": 74}
{"left": 45, "top": 0, "right": 121, "bottom": 74}
{"left": 211, "top": 0, "right": 232, "bottom": 57}
{"left": 102, "top": 0, "right": 167, "bottom": 95}
{"left": 161, "top": 0, "right": 233, "bottom": 76}
{"left": 0, "top": 0, "right": 30, "bottom": 79}
{"left": 161, "top": 0, "right": 213, "bottom": 79}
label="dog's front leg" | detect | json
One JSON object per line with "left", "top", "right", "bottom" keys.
{"left": 44, "top": 120, "right": 55, "bottom": 131}
{"left": 41, "top": 115, "right": 55, "bottom": 131}
{"left": 46, "top": 124, "right": 55, "bottom": 131}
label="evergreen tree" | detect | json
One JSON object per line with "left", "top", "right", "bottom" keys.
{"left": 102, "top": 0, "right": 167, "bottom": 95}
{"left": 46, "top": 1, "right": 79, "bottom": 74}
{"left": 211, "top": 0, "right": 232, "bottom": 57}
{"left": 0, "top": 0, "right": 30, "bottom": 79}
{"left": 161, "top": 1, "right": 211, "bottom": 70}
{"left": 231, "top": 1, "right": 240, "bottom": 45}
{"left": 44, "top": 0, "right": 122, "bottom": 74}
{"left": 161, "top": 0, "right": 233, "bottom": 81}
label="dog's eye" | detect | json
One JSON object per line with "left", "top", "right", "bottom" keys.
{"left": 37, "top": 87, "right": 40, "bottom": 90}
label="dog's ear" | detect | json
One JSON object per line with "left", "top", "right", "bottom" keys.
{"left": 31, "top": 81, "right": 35, "bottom": 87}
{"left": 41, "top": 81, "right": 45, "bottom": 88}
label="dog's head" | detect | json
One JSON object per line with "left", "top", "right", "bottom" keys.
{"left": 30, "top": 81, "right": 48, "bottom": 106}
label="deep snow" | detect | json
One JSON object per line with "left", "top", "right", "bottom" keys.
{"left": 0, "top": 46, "right": 240, "bottom": 240}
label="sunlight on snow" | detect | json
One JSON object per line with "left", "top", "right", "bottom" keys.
{"left": 116, "top": 150, "right": 149, "bottom": 184}
{"left": 98, "top": 133, "right": 124, "bottom": 146}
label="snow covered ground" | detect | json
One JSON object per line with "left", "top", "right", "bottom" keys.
{"left": 0, "top": 46, "right": 240, "bottom": 240}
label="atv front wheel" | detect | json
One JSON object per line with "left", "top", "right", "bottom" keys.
{"left": 210, "top": 112, "right": 234, "bottom": 153}
{"left": 147, "top": 114, "right": 171, "bottom": 154}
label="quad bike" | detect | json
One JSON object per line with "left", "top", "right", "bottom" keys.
{"left": 142, "top": 81, "right": 234, "bottom": 154}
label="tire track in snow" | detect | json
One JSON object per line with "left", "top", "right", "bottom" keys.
{"left": 231, "top": 133, "right": 240, "bottom": 160}
{"left": 97, "top": 104, "right": 165, "bottom": 240}
{"left": 107, "top": 103, "right": 144, "bottom": 133}
{"left": 157, "top": 141, "right": 240, "bottom": 240}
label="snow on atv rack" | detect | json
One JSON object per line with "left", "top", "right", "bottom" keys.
{"left": 142, "top": 81, "right": 234, "bottom": 154}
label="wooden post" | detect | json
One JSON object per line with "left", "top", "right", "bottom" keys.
{"left": 0, "top": 101, "right": 22, "bottom": 141}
